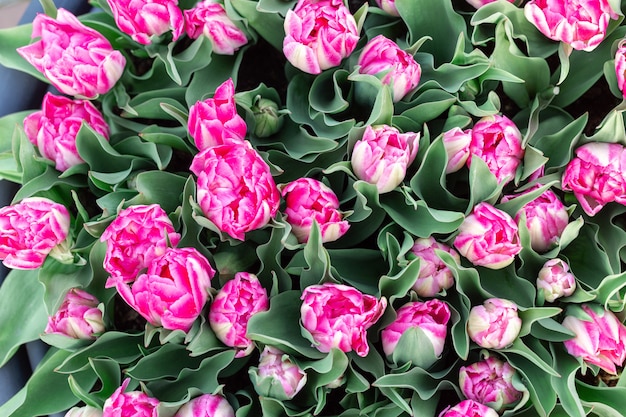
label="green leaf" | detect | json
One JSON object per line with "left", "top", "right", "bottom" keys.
{"left": 0, "top": 24, "right": 48, "bottom": 82}
{"left": 125, "top": 343, "right": 204, "bottom": 381}
{"left": 127, "top": 171, "right": 186, "bottom": 213}
{"left": 230, "top": 0, "right": 285, "bottom": 50}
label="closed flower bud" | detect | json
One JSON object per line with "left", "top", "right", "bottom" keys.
{"left": 536, "top": 258, "right": 576, "bottom": 302}
{"left": 106, "top": 0, "right": 184, "bottom": 44}
{"left": 45, "top": 288, "right": 104, "bottom": 340}
{"left": 252, "top": 97, "right": 285, "bottom": 138}
{"left": 375, "top": 0, "right": 398, "bottom": 15}
{"left": 616, "top": 41, "right": 626, "bottom": 100}
{"left": 103, "top": 379, "right": 159, "bottom": 417}
{"left": 65, "top": 406, "right": 102, "bottom": 417}
{"left": 184, "top": 0, "right": 248, "bottom": 55}
{"left": 438, "top": 399, "right": 499, "bottom": 417}
{"left": 442, "top": 127, "right": 472, "bottom": 174}
{"left": 173, "top": 393, "right": 235, "bottom": 417}
{"left": 467, "top": 298, "right": 522, "bottom": 349}
{"left": 465, "top": 0, "right": 515, "bottom": 9}
{"left": 250, "top": 346, "right": 307, "bottom": 400}
{"left": 409, "top": 237, "right": 460, "bottom": 297}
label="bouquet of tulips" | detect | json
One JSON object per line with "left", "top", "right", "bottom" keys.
{"left": 2, "top": 0, "right": 626, "bottom": 415}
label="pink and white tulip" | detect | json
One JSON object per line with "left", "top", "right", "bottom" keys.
{"left": 562, "top": 304, "right": 626, "bottom": 374}
{"left": 300, "top": 282, "right": 386, "bottom": 357}
{"left": 409, "top": 237, "right": 460, "bottom": 297}
{"left": 442, "top": 127, "right": 472, "bottom": 174}
{"left": 251, "top": 346, "right": 308, "bottom": 400}
{"left": 65, "top": 406, "right": 102, "bottom": 417}
{"left": 453, "top": 202, "right": 522, "bottom": 269}
{"left": 173, "top": 393, "right": 235, "bottom": 417}
{"left": 536, "top": 258, "right": 576, "bottom": 302}
{"left": 281, "top": 177, "right": 350, "bottom": 243}
{"left": 616, "top": 41, "right": 626, "bottom": 100}
{"left": 357, "top": 35, "right": 421, "bottom": 102}
{"left": 103, "top": 379, "right": 159, "bottom": 417}
{"left": 465, "top": 0, "right": 516, "bottom": 9}
{"left": 209, "top": 272, "right": 269, "bottom": 357}
{"left": 283, "top": 0, "right": 359, "bottom": 74}
{"left": 106, "top": 0, "right": 184, "bottom": 44}
{"left": 184, "top": 0, "right": 247, "bottom": 55}
{"left": 351, "top": 124, "right": 419, "bottom": 193}
{"left": 17, "top": 9, "right": 126, "bottom": 99}
{"left": 375, "top": 0, "right": 399, "bottom": 16}
{"left": 438, "top": 399, "right": 499, "bottom": 417}
{"left": 467, "top": 298, "right": 522, "bottom": 349}
{"left": 45, "top": 288, "right": 104, "bottom": 339}
{"left": 0, "top": 197, "right": 70, "bottom": 269}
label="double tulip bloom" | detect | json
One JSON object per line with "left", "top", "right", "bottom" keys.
{"left": 106, "top": 0, "right": 184, "bottom": 45}
{"left": 45, "top": 288, "right": 105, "bottom": 340}
{"left": 536, "top": 258, "right": 576, "bottom": 303}
{"left": 467, "top": 298, "right": 522, "bottom": 349}
{"left": 184, "top": 0, "right": 248, "bottom": 55}
{"left": 103, "top": 379, "right": 159, "bottom": 417}
{"left": 438, "top": 399, "right": 499, "bottom": 417}
{"left": 409, "top": 237, "right": 460, "bottom": 297}
{"left": 173, "top": 393, "right": 235, "bottom": 417}
{"left": 250, "top": 346, "right": 308, "bottom": 400}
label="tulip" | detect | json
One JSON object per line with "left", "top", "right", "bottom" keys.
{"left": 562, "top": 304, "right": 626, "bottom": 374}
{"left": 615, "top": 41, "right": 626, "bottom": 100}
{"left": 250, "top": 346, "right": 308, "bottom": 400}
{"left": 188, "top": 78, "right": 247, "bottom": 150}
{"left": 184, "top": 0, "right": 248, "bottom": 55}
{"left": 438, "top": 399, "right": 499, "bottom": 417}
{"left": 0, "top": 197, "right": 71, "bottom": 269}
{"left": 106, "top": 0, "right": 184, "bottom": 44}
{"left": 467, "top": 298, "right": 522, "bottom": 349}
{"left": 45, "top": 288, "right": 104, "bottom": 340}
{"left": 101, "top": 204, "right": 181, "bottom": 284}
{"left": 562, "top": 142, "right": 626, "bottom": 216}
{"left": 351, "top": 124, "right": 419, "bottom": 193}
{"left": 453, "top": 202, "right": 522, "bottom": 269}
{"left": 442, "top": 127, "right": 472, "bottom": 174}
{"left": 209, "top": 272, "right": 269, "bottom": 357}
{"left": 357, "top": 35, "right": 421, "bottom": 102}
{"left": 300, "top": 283, "right": 386, "bottom": 357}
{"left": 465, "top": 0, "right": 515, "bottom": 9}
{"left": 190, "top": 141, "right": 280, "bottom": 241}
{"left": 459, "top": 356, "right": 525, "bottom": 412}
{"left": 524, "top": 0, "right": 618, "bottom": 51}
{"left": 23, "top": 93, "right": 109, "bottom": 172}
{"left": 409, "top": 237, "right": 460, "bottom": 297}
{"left": 283, "top": 0, "right": 359, "bottom": 74}
{"left": 251, "top": 97, "right": 285, "bottom": 138}
{"left": 65, "top": 406, "right": 103, "bottom": 417}
{"left": 173, "top": 393, "right": 235, "bottom": 417}
{"left": 281, "top": 177, "right": 350, "bottom": 243}
{"left": 103, "top": 379, "right": 159, "bottom": 417}
{"left": 536, "top": 258, "right": 576, "bottom": 302}
{"left": 381, "top": 299, "right": 450, "bottom": 368}
{"left": 17, "top": 9, "right": 126, "bottom": 99}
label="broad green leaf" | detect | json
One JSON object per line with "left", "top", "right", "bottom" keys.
{"left": 0, "top": 24, "right": 47, "bottom": 82}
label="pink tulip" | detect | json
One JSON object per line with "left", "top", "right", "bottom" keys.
{"left": 467, "top": 298, "right": 522, "bottom": 349}
{"left": 188, "top": 78, "right": 247, "bottom": 150}
{"left": 101, "top": 204, "right": 181, "bottom": 284}
{"left": 0, "top": 197, "right": 70, "bottom": 269}
{"left": 173, "top": 393, "right": 235, "bottom": 417}
{"left": 562, "top": 142, "right": 626, "bottom": 216}
{"left": 438, "top": 399, "right": 499, "bottom": 417}
{"left": 524, "top": 0, "right": 618, "bottom": 51}
{"left": 190, "top": 141, "right": 280, "bottom": 241}
{"left": 283, "top": 0, "right": 359, "bottom": 74}
{"left": 23, "top": 93, "right": 109, "bottom": 172}
{"left": 381, "top": 299, "right": 450, "bottom": 367}
{"left": 615, "top": 41, "right": 626, "bottom": 100}
{"left": 459, "top": 356, "right": 524, "bottom": 412}
{"left": 374, "top": 0, "right": 399, "bottom": 16}
{"left": 106, "top": 0, "right": 184, "bottom": 45}
{"left": 184, "top": 0, "right": 248, "bottom": 55}
{"left": 351, "top": 124, "right": 419, "bottom": 193}
{"left": 45, "top": 288, "right": 104, "bottom": 340}
{"left": 409, "top": 237, "right": 460, "bottom": 297}
{"left": 252, "top": 346, "right": 308, "bottom": 400}
{"left": 281, "top": 177, "right": 350, "bottom": 243}
{"left": 465, "top": 0, "right": 515, "bottom": 9}
{"left": 113, "top": 247, "right": 214, "bottom": 332}
{"left": 468, "top": 114, "right": 524, "bottom": 185}
{"left": 65, "top": 406, "right": 103, "bottom": 417}
{"left": 453, "top": 202, "right": 522, "bottom": 269}
{"left": 209, "top": 272, "right": 269, "bottom": 357}
{"left": 536, "top": 258, "right": 576, "bottom": 302}
{"left": 103, "top": 378, "right": 159, "bottom": 417}
{"left": 442, "top": 127, "right": 472, "bottom": 174}
{"left": 300, "top": 282, "right": 386, "bottom": 357}
{"left": 17, "top": 9, "right": 126, "bottom": 99}
{"left": 357, "top": 35, "right": 421, "bottom": 102}
{"left": 562, "top": 304, "right": 626, "bottom": 374}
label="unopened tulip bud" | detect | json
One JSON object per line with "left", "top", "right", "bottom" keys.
{"left": 252, "top": 96, "right": 285, "bottom": 137}
{"left": 438, "top": 399, "right": 499, "bottom": 417}
{"left": 45, "top": 288, "right": 105, "bottom": 340}
{"left": 409, "top": 237, "right": 460, "bottom": 297}
{"left": 467, "top": 298, "right": 522, "bottom": 349}
{"left": 173, "top": 393, "right": 235, "bottom": 417}
{"left": 537, "top": 258, "right": 576, "bottom": 302}
{"left": 442, "top": 127, "right": 472, "bottom": 174}
{"left": 65, "top": 406, "right": 102, "bottom": 417}
{"left": 250, "top": 346, "right": 307, "bottom": 400}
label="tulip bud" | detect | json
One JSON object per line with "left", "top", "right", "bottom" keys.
{"left": 184, "top": 0, "right": 248, "bottom": 55}
{"left": 374, "top": 0, "right": 399, "bottom": 16}
{"left": 536, "top": 258, "right": 576, "bottom": 303}
{"left": 45, "top": 288, "right": 105, "bottom": 340}
{"left": 103, "top": 379, "right": 159, "bottom": 417}
{"left": 467, "top": 298, "right": 522, "bottom": 349}
{"left": 65, "top": 406, "right": 103, "bottom": 417}
{"left": 250, "top": 346, "right": 308, "bottom": 400}
{"left": 465, "top": 0, "right": 515, "bottom": 9}
{"left": 252, "top": 96, "right": 285, "bottom": 137}
{"left": 438, "top": 399, "right": 499, "bottom": 417}
{"left": 442, "top": 127, "right": 472, "bottom": 174}
{"left": 615, "top": 41, "right": 626, "bottom": 100}
{"left": 173, "top": 393, "right": 235, "bottom": 417}
{"left": 409, "top": 237, "right": 460, "bottom": 297}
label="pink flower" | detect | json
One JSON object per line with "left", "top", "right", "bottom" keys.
{"left": 283, "top": 0, "right": 359, "bottom": 74}
{"left": 23, "top": 93, "right": 109, "bottom": 172}
{"left": 209, "top": 272, "right": 269, "bottom": 357}
{"left": 459, "top": 356, "right": 524, "bottom": 412}
{"left": 561, "top": 142, "right": 626, "bottom": 216}
{"left": 409, "top": 237, "right": 460, "bottom": 297}
{"left": 381, "top": 299, "right": 451, "bottom": 368}
{"left": 190, "top": 141, "right": 280, "bottom": 241}
{"left": 442, "top": 127, "right": 472, "bottom": 174}
{"left": 536, "top": 258, "right": 576, "bottom": 302}
{"left": 113, "top": 247, "right": 214, "bottom": 332}
{"left": 0, "top": 197, "right": 70, "bottom": 269}
{"left": 101, "top": 204, "right": 181, "bottom": 284}
{"left": 107, "top": 0, "right": 184, "bottom": 45}
{"left": 300, "top": 282, "right": 386, "bottom": 357}
{"left": 17, "top": 9, "right": 126, "bottom": 99}
{"left": 615, "top": 41, "right": 626, "bottom": 100}
{"left": 184, "top": 0, "right": 248, "bottom": 55}
{"left": 453, "top": 202, "right": 521, "bottom": 269}
{"left": 351, "top": 124, "right": 419, "bottom": 193}
{"left": 465, "top": 0, "right": 515, "bottom": 9}
{"left": 467, "top": 298, "right": 522, "bottom": 349}
{"left": 374, "top": 0, "right": 399, "bottom": 16}
{"left": 562, "top": 304, "right": 626, "bottom": 374}
{"left": 251, "top": 346, "right": 308, "bottom": 400}
{"left": 188, "top": 78, "right": 247, "bottom": 151}
{"left": 357, "top": 35, "right": 421, "bottom": 102}
{"left": 103, "top": 378, "right": 159, "bottom": 417}
{"left": 438, "top": 399, "right": 499, "bottom": 417}
{"left": 45, "top": 288, "right": 104, "bottom": 340}
{"left": 65, "top": 406, "right": 103, "bottom": 417}
{"left": 468, "top": 114, "right": 524, "bottom": 185}
{"left": 173, "top": 393, "right": 235, "bottom": 417}
{"left": 281, "top": 177, "right": 350, "bottom": 243}
{"left": 524, "top": 0, "right": 618, "bottom": 51}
